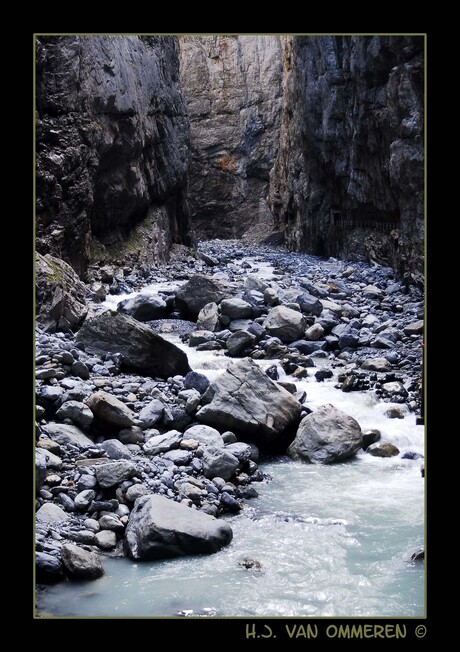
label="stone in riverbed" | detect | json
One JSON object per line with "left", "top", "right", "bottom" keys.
{"left": 175, "top": 274, "right": 229, "bottom": 317}
{"left": 36, "top": 552, "right": 63, "bottom": 583}
{"left": 361, "top": 358, "right": 392, "bottom": 372}
{"left": 99, "top": 439, "right": 133, "bottom": 460}
{"left": 263, "top": 306, "right": 306, "bottom": 343}
{"left": 184, "top": 424, "right": 224, "bottom": 448}
{"left": 196, "top": 359, "right": 302, "bottom": 443}
{"left": 61, "top": 544, "right": 104, "bottom": 579}
{"left": 184, "top": 371, "right": 210, "bottom": 394}
{"left": 366, "top": 441, "right": 400, "bottom": 457}
{"left": 226, "top": 330, "right": 257, "bottom": 356}
{"left": 296, "top": 293, "right": 323, "bottom": 317}
{"left": 76, "top": 312, "right": 190, "bottom": 378}
{"left": 124, "top": 494, "right": 233, "bottom": 561}
{"left": 201, "top": 446, "right": 240, "bottom": 481}
{"left": 74, "top": 490, "right": 96, "bottom": 510}
{"left": 36, "top": 502, "right": 69, "bottom": 524}
{"left": 288, "top": 404, "right": 362, "bottom": 464}
{"left": 220, "top": 298, "right": 253, "bottom": 320}
{"left": 305, "top": 323, "right": 324, "bottom": 341}
{"left": 138, "top": 399, "right": 164, "bottom": 428}
{"left": 55, "top": 400, "right": 94, "bottom": 429}
{"left": 86, "top": 391, "right": 136, "bottom": 427}
{"left": 118, "top": 426, "right": 144, "bottom": 444}
{"left": 404, "top": 320, "right": 424, "bottom": 336}
{"left": 41, "top": 423, "right": 94, "bottom": 449}
{"left": 362, "top": 429, "right": 381, "bottom": 450}
{"left": 94, "top": 460, "right": 137, "bottom": 488}
{"left": 118, "top": 294, "right": 167, "bottom": 321}
{"left": 197, "top": 302, "right": 220, "bottom": 331}
{"left": 143, "top": 430, "right": 183, "bottom": 455}
{"left": 95, "top": 530, "right": 117, "bottom": 550}
{"left": 162, "top": 449, "right": 193, "bottom": 465}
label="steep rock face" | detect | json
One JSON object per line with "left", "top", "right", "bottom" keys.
{"left": 270, "top": 36, "right": 424, "bottom": 283}
{"left": 178, "top": 36, "right": 283, "bottom": 241}
{"left": 36, "top": 35, "right": 193, "bottom": 277}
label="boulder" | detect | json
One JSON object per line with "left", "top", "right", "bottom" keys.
{"left": 36, "top": 252, "right": 88, "bottom": 333}
{"left": 201, "top": 446, "right": 240, "bottom": 480}
{"left": 99, "top": 439, "right": 133, "bottom": 460}
{"left": 61, "top": 544, "right": 104, "bottom": 579}
{"left": 94, "top": 460, "right": 137, "bottom": 488}
{"left": 41, "top": 422, "right": 94, "bottom": 449}
{"left": 138, "top": 399, "right": 165, "bottom": 428}
{"left": 118, "top": 294, "right": 167, "bottom": 321}
{"left": 197, "top": 302, "right": 220, "bottom": 331}
{"left": 404, "top": 320, "right": 424, "bottom": 336}
{"left": 288, "top": 404, "right": 363, "bottom": 464}
{"left": 87, "top": 391, "right": 136, "bottom": 428}
{"left": 95, "top": 530, "right": 117, "bottom": 550}
{"left": 76, "top": 312, "right": 190, "bottom": 378}
{"left": 55, "top": 400, "right": 94, "bottom": 429}
{"left": 296, "top": 293, "right": 323, "bottom": 317}
{"left": 361, "top": 358, "right": 392, "bottom": 372}
{"left": 36, "top": 551, "right": 63, "bottom": 582}
{"left": 175, "top": 274, "right": 228, "bottom": 317}
{"left": 184, "top": 425, "right": 224, "bottom": 448}
{"left": 263, "top": 306, "right": 306, "bottom": 343}
{"left": 220, "top": 298, "right": 253, "bottom": 320}
{"left": 363, "top": 285, "right": 384, "bottom": 300}
{"left": 226, "top": 331, "right": 257, "bottom": 356}
{"left": 124, "top": 494, "right": 233, "bottom": 560}
{"left": 36, "top": 502, "right": 70, "bottom": 525}
{"left": 118, "top": 426, "right": 144, "bottom": 444}
{"left": 184, "top": 371, "right": 210, "bottom": 394}
{"left": 143, "top": 430, "right": 183, "bottom": 455}
{"left": 362, "top": 429, "right": 381, "bottom": 449}
{"left": 196, "top": 359, "right": 302, "bottom": 442}
{"left": 304, "top": 323, "right": 324, "bottom": 341}
{"left": 366, "top": 441, "right": 400, "bottom": 457}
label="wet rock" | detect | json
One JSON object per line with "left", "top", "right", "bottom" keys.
{"left": 382, "top": 381, "right": 408, "bottom": 398}
{"left": 225, "top": 442, "right": 253, "bottom": 462}
{"left": 315, "top": 369, "right": 333, "bottom": 382}
{"left": 410, "top": 548, "right": 424, "bottom": 562}
{"left": 185, "top": 425, "right": 224, "bottom": 448}
{"left": 361, "top": 358, "right": 392, "bottom": 372}
{"left": 189, "top": 330, "right": 215, "bottom": 347}
{"left": 366, "top": 441, "right": 400, "bottom": 457}
{"left": 226, "top": 331, "right": 257, "bottom": 356}
{"left": 94, "top": 460, "right": 137, "bottom": 488}
{"left": 163, "top": 449, "right": 193, "bottom": 465}
{"left": 175, "top": 274, "right": 228, "bottom": 317}
{"left": 76, "top": 312, "right": 190, "bottom": 378}
{"left": 71, "top": 360, "right": 90, "bottom": 380}
{"left": 219, "top": 491, "right": 241, "bottom": 512}
{"left": 197, "top": 302, "right": 220, "bottom": 331}
{"left": 401, "top": 451, "right": 424, "bottom": 460}
{"left": 196, "top": 358, "right": 302, "bottom": 443}
{"left": 362, "top": 429, "right": 381, "bottom": 450}
{"left": 36, "top": 503, "right": 70, "bottom": 525}
{"left": 99, "top": 439, "right": 133, "bottom": 460}
{"left": 118, "top": 426, "right": 144, "bottom": 445}
{"left": 385, "top": 407, "right": 405, "bottom": 419}
{"left": 118, "top": 294, "right": 167, "bottom": 321}
{"left": 288, "top": 404, "right": 363, "bottom": 464}
{"left": 99, "top": 514, "right": 124, "bottom": 532}
{"left": 61, "top": 544, "right": 104, "bottom": 579}
{"left": 124, "top": 494, "right": 233, "bottom": 560}
{"left": 263, "top": 306, "right": 306, "bottom": 343}
{"left": 41, "top": 422, "right": 94, "bottom": 449}
{"left": 238, "top": 556, "right": 264, "bottom": 572}
{"left": 87, "top": 391, "right": 136, "bottom": 428}
{"left": 36, "top": 551, "right": 64, "bottom": 584}
{"left": 55, "top": 400, "right": 94, "bottom": 429}
{"left": 74, "top": 490, "right": 96, "bottom": 510}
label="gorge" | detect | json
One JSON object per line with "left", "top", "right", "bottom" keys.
{"left": 35, "top": 34, "right": 425, "bottom": 620}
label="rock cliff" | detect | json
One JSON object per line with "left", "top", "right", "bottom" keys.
{"left": 178, "top": 36, "right": 283, "bottom": 241}
{"left": 270, "top": 35, "right": 424, "bottom": 283}
{"left": 36, "top": 36, "right": 193, "bottom": 277}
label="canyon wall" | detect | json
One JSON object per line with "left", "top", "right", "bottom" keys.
{"left": 270, "top": 35, "right": 424, "bottom": 283}
{"left": 36, "top": 35, "right": 193, "bottom": 277}
{"left": 178, "top": 36, "right": 283, "bottom": 241}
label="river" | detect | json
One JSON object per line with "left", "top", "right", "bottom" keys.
{"left": 37, "top": 249, "right": 424, "bottom": 618}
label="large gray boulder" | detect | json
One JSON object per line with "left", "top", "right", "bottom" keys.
{"left": 175, "top": 274, "right": 228, "bottom": 317}
{"left": 55, "top": 400, "right": 94, "bottom": 429}
{"left": 288, "top": 404, "right": 363, "bottom": 464}
{"left": 36, "top": 502, "right": 70, "bottom": 525}
{"left": 201, "top": 446, "right": 240, "bottom": 480}
{"left": 35, "top": 253, "right": 88, "bottom": 333}
{"left": 87, "top": 391, "right": 136, "bottom": 427}
{"left": 263, "top": 306, "right": 306, "bottom": 343}
{"left": 61, "top": 544, "right": 104, "bottom": 579}
{"left": 197, "top": 302, "right": 220, "bottom": 332}
{"left": 118, "top": 294, "right": 167, "bottom": 321}
{"left": 124, "top": 495, "right": 233, "bottom": 560}
{"left": 41, "top": 422, "right": 94, "bottom": 449}
{"left": 76, "top": 312, "right": 190, "bottom": 378}
{"left": 196, "top": 359, "right": 302, "bottom": 442}
{"left": 220, "top": 298, "right": 253, "bottom": 320}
